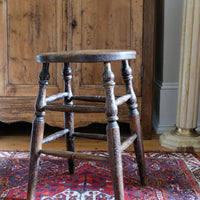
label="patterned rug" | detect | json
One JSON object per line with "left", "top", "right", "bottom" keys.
{"left": 0, "top": 151, "right": 200, "bottom": 200}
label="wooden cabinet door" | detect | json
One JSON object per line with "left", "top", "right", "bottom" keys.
{"left": 0, "top": 0, "right": 67, "bottom": 124}
{"left": 66, "top": 0, "right": 144, "bottom": 127}
{"left": 0, "top": 0, "right": 154, "bottom": 138}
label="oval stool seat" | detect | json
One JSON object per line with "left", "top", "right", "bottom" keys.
{"left": 36, "top": 49, "right": 136, "bottom": 63}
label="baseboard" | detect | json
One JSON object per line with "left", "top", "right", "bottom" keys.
{"left": 153, "top": 80, "right": 178, "bottom": 134}
{"left": 152, "top": 120, "right": 176, "bottom": 134}
{"left": 153, "top": 80, "right": 200, "bottom": 134}
{"left": 153, "top": 80, "right": 179, "bottom": 90}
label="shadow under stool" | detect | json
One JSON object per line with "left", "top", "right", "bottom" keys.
{"left": 27, "top": 49, "right": 148, "bottom": 200}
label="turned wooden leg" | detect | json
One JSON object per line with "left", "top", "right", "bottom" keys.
{"left": 63, "top": 63, "right": 75, "bottom": 174}
{"left": 103, "top": 62, "right": 124, "bottom": 200}
{"left": 107, "top": 121, "right": 124, "bottom": 199}
{"left": 121, "top": 60, "right": 148, "bottom": 186}
{"left": 130, "top": 109, "right": 148, "bottom": 185}
{"left": 27, "top": 116, "right": 45, "bottom": 200}
{"left": 27, "top": 63, "right": 50, "bottom": 200}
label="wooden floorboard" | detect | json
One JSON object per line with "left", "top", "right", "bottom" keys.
{"left": 0, "top": 122, "right": 199, "bottom": 156}
{"left": 0, "top": 134, "right": 170, "bottom": 152}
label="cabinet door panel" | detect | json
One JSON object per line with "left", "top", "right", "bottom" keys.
{"left": 68, "top": 0, "right": 143, "bottom": 125}
{"left": 0, "top": 0, "right": 154, "bottom": 137}
{"left": 2, "top": 0, "right": 66, "bottom": 97}
{"left": 0, "top": 0, "right": 67, "bottom": 126}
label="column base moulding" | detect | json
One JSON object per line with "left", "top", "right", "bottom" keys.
{"left": 159, "top": 129, "right": 200, "bottom": 152}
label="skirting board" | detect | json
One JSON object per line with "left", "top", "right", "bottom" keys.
{"left": 153, "top": 80, "right": 200, "bottom": 134}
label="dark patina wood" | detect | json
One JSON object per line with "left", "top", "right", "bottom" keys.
{"left": 45, "top": 104, "right": 105, "bottom": 113}
{"left": 142, "top": 0, "right": 156, "bottom": 139}
{"left": 121, "top": 60, "right": 148, "bottom": 186}
{"left": 46, "top": 92, "right": 68, "bottom": 103}
{"left": 73, "top": 132, "right": 107, "bottom": 140}
{"left": 36, "top": 49, "right": 136, "bottom": 63}
{"left": 115, "top": 94, "right": 131, "bottom": 106}
{"left": 72, "top": 132, "right": 134, "bottom": 143}
{"left": 63, "top": 63, "right": 75, "bottom": 175}
{"left": 27, "top": 50, "right": 147, "bottom": 200}
{"left": 42, "top": 129, "right": 69, "bottom": 144}
{"left": 103, "top": 62, "right": 124, "bottom": 199}
{"left": 39, "top": 150, "right": 108, "bottom": 161}
{"left": 121, "top": 133, "right": 137, "bottom": 151}
{"left": 71, "top": 95, "right": 106, "bottom": 102}
{"left": 27, "top": 63, "right": 50, "bottom": 200}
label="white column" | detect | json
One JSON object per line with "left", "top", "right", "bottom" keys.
{"left": 160, "top": 0, "right": 200, "bottom": 152}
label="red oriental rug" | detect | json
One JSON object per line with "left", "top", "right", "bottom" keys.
{"left": 0, "top": 151, "right": 200, "bottom": 200}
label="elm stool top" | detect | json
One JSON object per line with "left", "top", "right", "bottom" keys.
{"left": 36, "top": 49, "right": 136, "bottom": 63}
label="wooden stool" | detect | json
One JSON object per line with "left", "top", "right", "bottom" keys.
{"left": 27, "top": 50, "right": 147, "bottom": 200}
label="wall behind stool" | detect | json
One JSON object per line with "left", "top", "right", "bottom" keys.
{"left": 153, "top": 0, "right": 200, "bottom": 134}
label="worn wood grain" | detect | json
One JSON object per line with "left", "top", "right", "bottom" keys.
{"left": 67, "top": 0, "right": 144, "bottom": 135}
{"left": 39, "top": 149, "right": 108, "bottom": 161}
{"left": 0, "top": 0, "right": 155, "bottom": 140}
{"left": 121, "top": 133, "right": 137, "bottom": 151}
{"left": 0, "top": 96, "right": 142, "bottom": 128}
{"left": 1, "top": 0, "right": 66, "bottom": 98}
{"left": 142, "top": 0, "right": 156, "bottom": 139}
{"left": 36, "top": 50, "right": 136, "bottom": 63}
{"left": 42, "top": 128, "right": 69, "bottom": 144}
